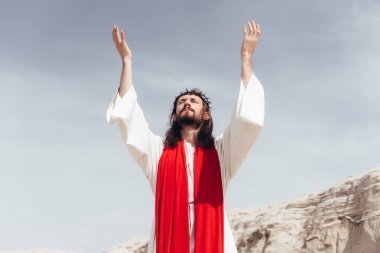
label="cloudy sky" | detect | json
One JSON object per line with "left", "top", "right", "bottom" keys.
{"left": 0, "top": 0, "right": 379, "bottom": 252}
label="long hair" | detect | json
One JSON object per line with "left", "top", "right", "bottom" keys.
{"left": 164, "top": 88, "right": 215, "bottom": 149}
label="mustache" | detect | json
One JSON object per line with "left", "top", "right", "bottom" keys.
{"left": 181, "top": 107, "right": 194, "bottom": 113}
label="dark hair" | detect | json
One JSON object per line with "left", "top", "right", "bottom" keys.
{"left": 164, "top": 88, "right": 215, "bottom": 149}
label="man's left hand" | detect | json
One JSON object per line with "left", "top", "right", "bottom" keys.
{"left": 240, "top": 20, "right": 261, "bottom": 59}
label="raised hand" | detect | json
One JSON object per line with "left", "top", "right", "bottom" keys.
{"left": 240, "top": 20, "right": 261, "bottom": 59}
{"left": 112, "top": 25, "right": 133, "bottom": 62}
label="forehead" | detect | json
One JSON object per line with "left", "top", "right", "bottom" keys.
{"left": 177, "top": 94, "right": 202, "bottom": 102}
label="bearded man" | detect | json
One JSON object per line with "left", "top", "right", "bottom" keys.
{"left": 106, "top": 19, "right": 265, "bottom": 253}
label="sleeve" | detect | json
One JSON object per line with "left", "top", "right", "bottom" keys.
{"left": 216, "top": 71, "right": 265, "bottom": 185}
{"left": 106, "top": 86, "right": 163, "bottom": 190}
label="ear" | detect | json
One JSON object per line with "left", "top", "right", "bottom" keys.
{"left": 203, "top": 112, "right": 210, "bottom": 120}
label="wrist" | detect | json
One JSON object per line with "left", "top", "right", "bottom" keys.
{"left": 122, "top": 57, "right": 132, "bottom": 65}
{"left": 240, "top": 54, "right": 253, "bottom": 61}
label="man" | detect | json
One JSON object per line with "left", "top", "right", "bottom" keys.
{"left": 106, "top": 20, "right": 265, "bottom": 253}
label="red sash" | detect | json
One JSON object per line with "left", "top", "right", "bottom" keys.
{"left": 155, "top": 139, "right": 224, "bottom": 253}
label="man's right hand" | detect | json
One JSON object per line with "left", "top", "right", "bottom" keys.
{"left": 112, "top": 25, "right": 132, "bottom": 63}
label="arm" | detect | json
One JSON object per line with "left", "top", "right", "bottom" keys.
{"left": 112, "top": 25, "right": 133, "bottom": 97}
{"left": 216, "top": 20, "right": 264, "bottom": 185}
{"left": 107, "top": 26, "right": 163, "bottom": 192}
{"left": 241, "top": 20, "right": 261, "bottom": 87}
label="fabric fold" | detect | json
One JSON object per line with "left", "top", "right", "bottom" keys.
{"left": 155, "top": 140, "right": 224, "bottom": 253}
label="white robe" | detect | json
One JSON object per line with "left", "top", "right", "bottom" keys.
{"left": 106, "top": 71, "right": 265, "bottom": 253}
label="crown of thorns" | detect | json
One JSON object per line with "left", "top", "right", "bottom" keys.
{"left": 174, "top": 88, "right": 212, "bottom": 109}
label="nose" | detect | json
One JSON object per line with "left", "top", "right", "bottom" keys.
{"left": 183, "top": 99, "right": 191, "bottom": 107}
{"left": 182, "top": 101, "right": 192, "bottom": 112}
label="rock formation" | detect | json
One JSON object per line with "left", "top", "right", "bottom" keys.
{"left": 0, "top": 251, "right": 76, "bottom": 253}
{"left": 104, "top": 166, "right": 380, "bottom": 253}
{"left": 103, "top": 238, "right": 149, "bottom": 253}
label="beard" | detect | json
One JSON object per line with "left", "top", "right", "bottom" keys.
{"left": 177, "top": 112, "right": 202, "bottom": 127}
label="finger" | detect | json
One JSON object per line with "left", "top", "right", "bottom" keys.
{"left": 115, "top": 26, "right": 122, "bottom": 43}
{"left": 243, "top": 24, "right": 247, "bottom": 37}
{"left": 112, "top": 25, "right": 118, "bottom": 43}
{"left": 112, "top": 25, "right": 116, "bottom": 40}
{"left": 247, "top": 21, "right": 254, "bottom": 34}
{"left": 120, "top": 30, "right": 126, "bottom": 44}
{"left": 256, "top": 23, "right": 261, "bottom": 35}
{"left": 251, "top": 20, "right": 257, "bottom": 34}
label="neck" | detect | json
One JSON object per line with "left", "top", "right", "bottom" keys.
{"left": 180, "top": 125, "right": 198, "bottom": 146}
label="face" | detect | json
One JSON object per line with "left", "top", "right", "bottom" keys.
{"left": 175, "top": 94, "right": 210, "bottom": 126}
